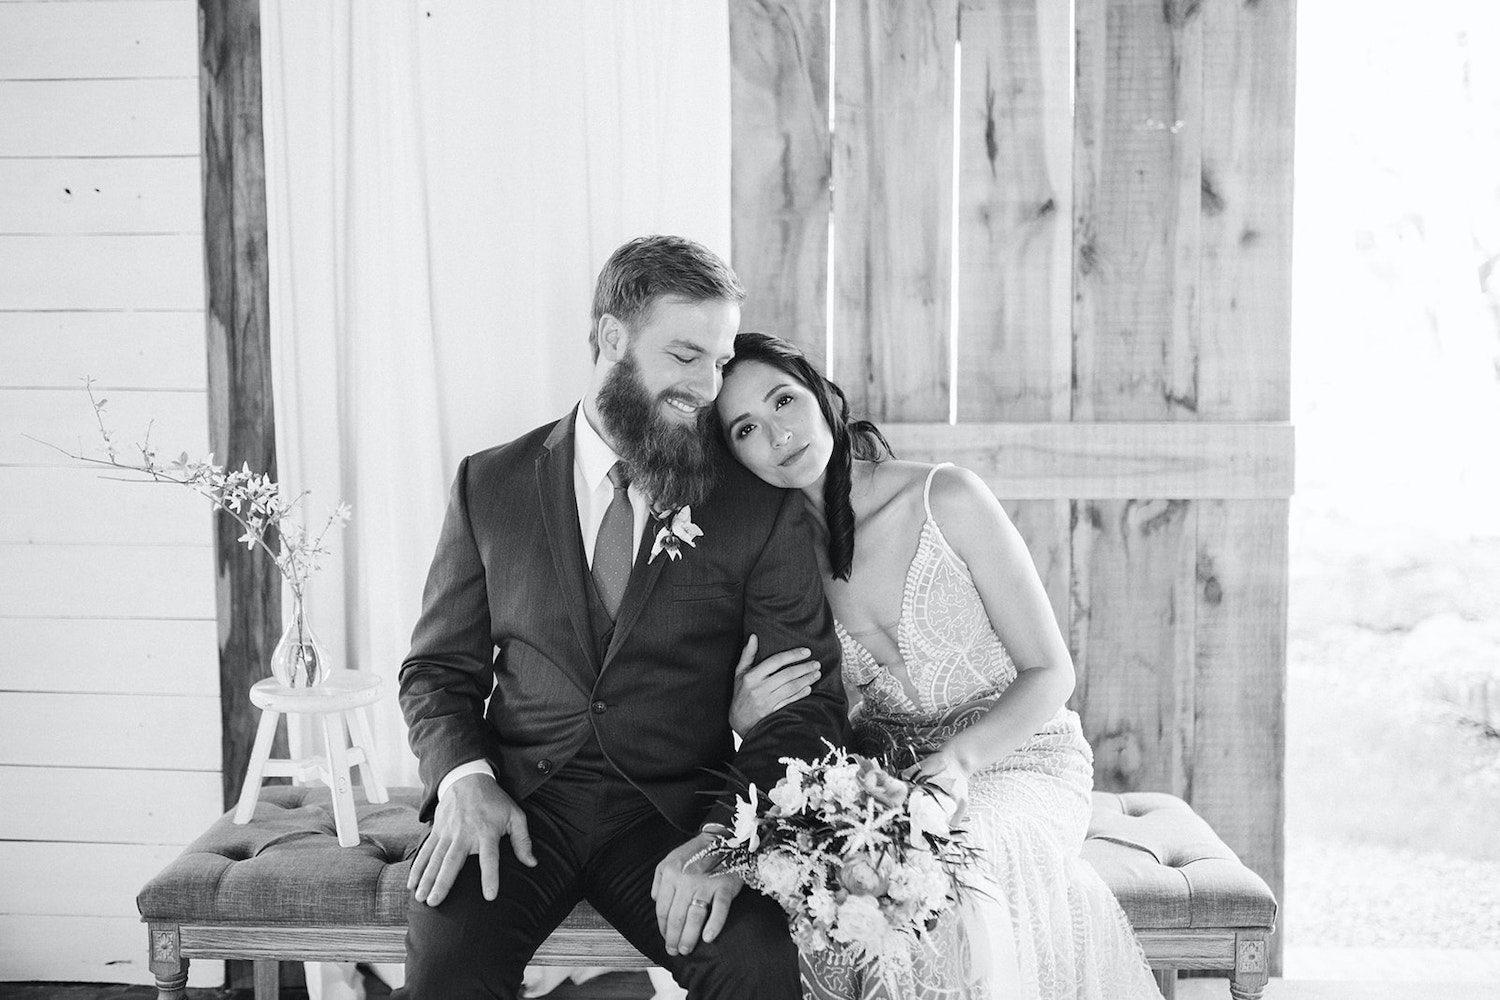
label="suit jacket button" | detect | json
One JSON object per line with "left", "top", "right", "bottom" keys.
{"left": 591, "top": 700, "right": 607, "bottom": 715}
{"left": 536, "top": 758, "right": 552, "bottom": 774}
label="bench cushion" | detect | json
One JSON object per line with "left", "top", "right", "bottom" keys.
{"left": 1083, "top": 791, "right": 1278, "bottom": 929}
{"left": 138, "top": 786, "right": 1275, "bottom": 934}
{"left": 138, "top": 786, "right": 422, "bottom": 925}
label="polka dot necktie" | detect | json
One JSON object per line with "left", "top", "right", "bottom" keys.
{"left": 591, "top": 461, "right": 634, "bottom": 620}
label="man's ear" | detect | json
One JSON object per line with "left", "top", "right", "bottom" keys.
{"left": 597, "top": 315, "right": 629, "bottom": 362}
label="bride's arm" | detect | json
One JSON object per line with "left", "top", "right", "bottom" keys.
{"left": 920, "top": 465, "right": 1076, "bottom": 779}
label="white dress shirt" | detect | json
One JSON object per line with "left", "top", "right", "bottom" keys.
{"left": 437, "top": 405, "right": 650, "bottom": 799}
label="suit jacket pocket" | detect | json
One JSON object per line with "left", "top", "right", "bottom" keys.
{"left": 672, "top": 582, "right": 739, "bottom": 603}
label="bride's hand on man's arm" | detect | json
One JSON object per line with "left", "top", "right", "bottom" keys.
{"left": 729, "top": 634, "right": 822, "bottom": 737}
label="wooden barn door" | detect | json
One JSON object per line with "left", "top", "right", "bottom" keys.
{"left": 731, "top": 0, "right": 1295, "bottom": 964}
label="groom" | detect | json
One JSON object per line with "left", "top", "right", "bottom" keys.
{"left": 395, "top": 235, "right": 849, "bottom": 998}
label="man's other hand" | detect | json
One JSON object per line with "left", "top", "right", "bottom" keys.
{"left": 650, "top": 832, "right": 744, "bottom": 957}
{"left": 408, "top": 773, "right": 535, "bottom": 907}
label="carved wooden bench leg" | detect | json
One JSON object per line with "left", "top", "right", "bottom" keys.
{"left": 1229, "top": 930, "right": 1270, "bottom": 1000}
{"left": 254, "top": 957, "right": 280, "bottom": 1000}
{"left": 1153, "top": 967, "right": 1177, "bottom": 999}
{"left": 147, "top": 922, "right": 188, "bottom": 1000}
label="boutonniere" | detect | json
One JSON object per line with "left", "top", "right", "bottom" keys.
{"left": 649, "top": 505, "right": 704, "bottom": 563}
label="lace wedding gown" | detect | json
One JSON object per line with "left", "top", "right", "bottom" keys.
{"left": 801, "top": 467, "right": 1160, "bottom": 1000}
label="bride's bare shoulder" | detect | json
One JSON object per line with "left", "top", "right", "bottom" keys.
{"left": 859, "top": 460, "right": 969, "bottom": 522}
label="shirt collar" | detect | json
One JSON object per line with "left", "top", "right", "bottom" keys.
{"left": 574, "top": 404, "right": 623, "bottom": 495}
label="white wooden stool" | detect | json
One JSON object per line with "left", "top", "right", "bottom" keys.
{"left": 233, "top": 672, "right": 389, "bottom": 847}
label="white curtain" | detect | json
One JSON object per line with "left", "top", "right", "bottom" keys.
{"left": 262, "top": 3, "right": 729, "bottom": 995}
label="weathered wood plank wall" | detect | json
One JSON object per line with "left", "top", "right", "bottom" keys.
{"left": 0, "top": 0, "right": 225, "bottom": 986}
{"left": 730, "top": 0, "right": 832, "bottom": 355}
{"left": 200, "top": 0, "right": 282, "bottom": 815}
{"left": 730, "top": 0, "right": 1294, "bottom": 968}
{"left": 832, "top": 0, "right": 957, "bottom": 422}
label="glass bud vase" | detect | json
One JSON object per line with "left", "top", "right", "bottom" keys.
{"left": 269, "top": 594, "right": 328, "bottom": 688}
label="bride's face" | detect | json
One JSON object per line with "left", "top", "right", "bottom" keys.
{"left": 716, "top": 359, "right": 835, "bottom": 490}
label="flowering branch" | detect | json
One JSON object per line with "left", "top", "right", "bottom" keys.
{"left": 28, "top": 379, "right": 350, "bottom": 601}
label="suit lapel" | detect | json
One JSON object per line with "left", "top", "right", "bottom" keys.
{"left": 536, "top": 411, "right": 602, "bottom": 676}
{"left": 601, "top": 511, "right": 668, "bottom": 672}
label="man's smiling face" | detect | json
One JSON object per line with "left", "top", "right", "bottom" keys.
{"left": 592, "top": 294, "right": 740, "bottom": 509}
{"left": 618, "top": 294, "right": 740, "bottom": 421}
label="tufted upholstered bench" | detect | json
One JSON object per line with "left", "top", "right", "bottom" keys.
{"left": 137, "top": 786, "right": 1275, "bottom": 1000}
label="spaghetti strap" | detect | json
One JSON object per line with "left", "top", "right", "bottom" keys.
{"left": 922, "top": 463, "right": 955, "bottom": 521}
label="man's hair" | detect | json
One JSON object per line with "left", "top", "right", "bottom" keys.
{"left": 589, "top": 235, "right": 745, "bottom": 360}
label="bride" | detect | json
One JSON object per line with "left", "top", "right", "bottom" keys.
{"left": 714, "top": 333, "right": 1160, "bottom": 1000}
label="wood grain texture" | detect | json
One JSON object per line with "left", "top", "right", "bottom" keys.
{"left": 0, "top": 543, "right": 216, "bottom": 618}
{"left": 0, "top": 234, "right": 205, "bottom": 310}
{"left": 0, "top": 466, "right": 213, "bottom": 545}
{"left": 0, "top": 691, "right": 221, "bottom": 769}
{"left": 881, "top": 421, "right": 1294, "bottom": 498}
{"left": 0, "top": 617, "right": 220, "bottom": 695}
{"left": 0, "top": 78, "right": 200, "bottom": 157}
{"left": 0, "top": 157, "right": 202, "bottom": 235}
{"left": 1192, "top": 500, "right": 1287, "bottom": 948}
{"left": 200, "top": 0, "right": 281, "bottom": 809}
{"left": 1069, "top": 498, "right": 1197, "bottom": 797}
{"left": 176, "top": 922, "right": 652, "bottom": 967}
{"left": 0, "top": 841, "right": 185, "bottom": 916}
{"left": 832, "top": 0, "right": 956, "bottom": 419}
{"left": 0, "top": 386, "right": 209, "bottom": 465}
{"left": 1197, "top": 0, "right": 1294, "bottom": 420}
{"left": 1072, "top": 0, "right": 1202, "bottom": 421}
{"left": 0, "top": 310, "right": 207, "bottom": 389}
{"left": 0, "top": 0, "right": 196, "bottom": 81}
{"left": 0, "top": 764, "right": 223, "bottom": 843}
{"left": 1136, "top": 929, "right": 1237, "bottom": 967}
{"left": 0, "top": 914, "right": 224, "bottom": 987}
{"left": 729, "top": 0, "right": 831, "bottom": 357}
{"left": 0, "top": 617, "right": 219, "bottom": 695}
{"left": 955, "top": 0, "right": 1072, "bottom": 422}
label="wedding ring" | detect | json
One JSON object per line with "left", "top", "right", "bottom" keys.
{"left": 689, "top": 898, "right": 710, "bottom": 908}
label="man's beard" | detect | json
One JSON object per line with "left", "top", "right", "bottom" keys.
{"left": 594, "top": 349, "right": 719, "bottom": 510}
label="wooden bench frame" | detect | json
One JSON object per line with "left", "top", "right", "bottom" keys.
{"left": 145, "top": 917, "right": 1271, "bottom": 999}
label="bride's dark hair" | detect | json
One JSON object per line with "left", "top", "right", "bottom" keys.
{"left": 719, "top": 332, "right": 893, "bottom": 581}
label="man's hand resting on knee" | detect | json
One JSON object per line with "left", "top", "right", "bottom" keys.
{"left": 409, "top": 773, "right": 536, "bottom": 907}
{"left": 651, "top": 833, "right": 744, "bottom": 957}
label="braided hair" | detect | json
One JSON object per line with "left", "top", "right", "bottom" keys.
{"left": 719, "top": 333, "right": 893, "bottom": 580}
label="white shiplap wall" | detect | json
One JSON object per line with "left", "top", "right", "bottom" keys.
{"left": 0, "top": 0, "right": 224, "bottom": 985}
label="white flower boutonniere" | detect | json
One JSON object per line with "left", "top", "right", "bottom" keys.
{"left": 649, "top": 505, "right": 703, "bottom": 563}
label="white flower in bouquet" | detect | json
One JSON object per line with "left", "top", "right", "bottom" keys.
{"left": 757, "top": 848, "right": 808, "bottom": 906}
{"left": 768, "top": 769, "right": 807, "bottom": 813}
{"left": 907, "top": 786, "right": 952, "bottom": 843}
{"left": 729, "top": 782, "right": 761, "bottom": 851}
{"left": 807, "top": 885, "right": 838, "bottom": 926}
{"left": 831, "top": 894, "right": 893, "bottom": 951}
{"left": 821, "top": 761, "right": 863, "bottom": 811}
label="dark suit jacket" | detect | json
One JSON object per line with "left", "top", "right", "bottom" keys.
{"left": 399, "top": 409, "right": 849, "bottom": 828}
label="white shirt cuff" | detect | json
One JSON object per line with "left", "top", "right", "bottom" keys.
{"left": 437, "top": 759, "right": 495, "bottom": 800}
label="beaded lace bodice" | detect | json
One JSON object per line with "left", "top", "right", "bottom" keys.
{"left": 835, "top": 513, "right": 1016, "bottom": 720}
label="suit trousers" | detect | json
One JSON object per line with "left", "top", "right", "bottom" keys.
{"left": 394, "top": 752, "right": 801, "bottom": 1000}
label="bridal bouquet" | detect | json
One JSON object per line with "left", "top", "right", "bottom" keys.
{"left": 705, "top": 744, "right": 979, "bottom": 969}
